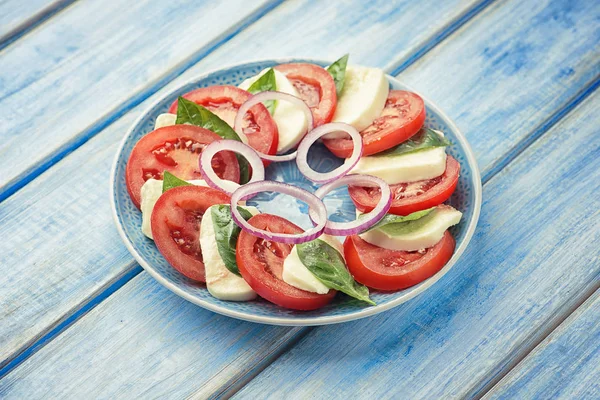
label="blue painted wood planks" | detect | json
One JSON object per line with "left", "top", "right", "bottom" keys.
{"left": 487, "top": 288, "right": 600, "bottom": 400}
{"left": 0, "top": 0, "right": 73, "bottom": 46}
{"left": 0, "top": 0, "right": 599, "bottom": 397}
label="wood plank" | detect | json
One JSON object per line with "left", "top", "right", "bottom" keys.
{"left": 0, "top": 0, "right": 281, "bottom": 202}
{"left": 485, "top": 288, "right": 600, "bottom": 400}
{"left": 0, "top": 0, "right": 72, "bottom": 47}
{"left": 0, "top": 0, "right": 484, "bottom": 376}
{"left": 0, "top": 0, "right": 480, "bottom": 204}
{"left": 233, "top": 91, "right": 600, "bottom": 399}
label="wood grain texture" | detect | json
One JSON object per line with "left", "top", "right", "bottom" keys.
{"left": 0, "top": 0, "right": 72, "bottom": 45}
{"left": 485, "top": 289, "right": 600, "bottom": 400}
{"left": 0, "top": 0, "right": 483, "bottom": 378}
{"left": 233, "top": 91, "right": 600, "bottom": 399}
{"left": 0, "top": 0, "right": 280, "bottom": 201}
{"left": 400, "top": 0, "right": 600, "bottom": 180}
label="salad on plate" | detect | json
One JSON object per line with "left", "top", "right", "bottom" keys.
{"left": 124, "top": 55, "right": 462, "bottom": 311}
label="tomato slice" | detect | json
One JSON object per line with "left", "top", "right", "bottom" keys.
{"left": 125, "top": 125, "right": 239, "bottom": 208}
{"left": 169, "top": 85, "right": 278, "bottom": 157}
{"left": 349, "top": 156, "right": 460, "bottom": 216}
{"left": 323, "top": 90, "right": 426, "bottom": 158}
{"left": 344, "top": 231, "right": 455, "bottom": 291}
{"left": 236, "top": 214, "right": 337, "bottom": 310}
{"left": 274, "top": 63, "right": 337, "bottom": 127}
{"left": 151, "top": 185, "right": 231, "bottom": 283}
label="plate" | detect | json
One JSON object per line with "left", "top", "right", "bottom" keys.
{"left": 110, "top": 58, "right": 482, "bottom": 326}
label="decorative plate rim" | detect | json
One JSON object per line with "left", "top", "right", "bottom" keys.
{"left": 110, "top": 58, "right": 482, "bottom": 326}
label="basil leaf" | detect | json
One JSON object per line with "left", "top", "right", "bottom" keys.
{"left": 162, "top": 171, "right": 191, "bottom": 193}
{"left": 175, "top": 97, "right": 250, "bottom": 184}
{"left": 297, "top": 239, "right": 375, "bottom": 305}
{"left": 363, "top": 208, "right": 435, "bottom": 232}
{"left": 211, "top": 204, "right": 253, "bottom": 276}
{"left": 247, "top": 68, "right": 277, "bottom": 114}
{"left": 375, "top": 128, "right": 451, "bottom": 158}
{"left": 377, "top": 209, "right": 440, "bottom": 237}
{"left": 327, "top": 54, "right": 349, "bottom": 97}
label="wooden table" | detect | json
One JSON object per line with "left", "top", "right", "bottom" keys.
{"left": 0, "top": 0, "right": 598, "bottom": 398}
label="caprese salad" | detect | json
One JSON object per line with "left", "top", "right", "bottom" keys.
{"left": 124, "top": 55, "right": 462, "bottom": 311}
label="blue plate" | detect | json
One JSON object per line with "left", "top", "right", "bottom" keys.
{"left": 110, "top": 58, "right": 482, "bottom": 326}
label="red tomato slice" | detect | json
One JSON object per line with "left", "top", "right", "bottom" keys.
{"left": 169, "top": 85, "right": 278, "bottom": 157}
{"left": 323, "top": 90, "right": 426, "bottom": 158}
{"left": 274, "top": 63, "right": 337, "bottom": 126}
{"left": 344, "top": 231, "right": 455, "bottom": 291}
{"left": 151, "top": 185, "right": 231, "bottom": 283}
{"left": 125, "top": 125, "right": 239, "bottom": 208}
{"left": 349, "top": 156, "right": 460, "bottom": 216}
{"left": 236, "top": 214, "right": 337, "bottom": 310}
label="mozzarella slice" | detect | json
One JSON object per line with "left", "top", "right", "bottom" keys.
{"left": 154, "top": 113, "right": 177, "bottom": 129}
{"left": 326, "top": 66, "right": 389, "bottom": 138}
{"left": 282, "top": 235, "right": 344, "bottom": 294}
{"left": 359, "top": 205, "right": 462, "bottom": 252}
{"left": 200, "top": 205, "right": 258, "bottom": 301}
{"left": 140, "top": 179, "right": 207, "bottom": 239}
{"left": 350, "top": 147, "right": 447, "bottom": 184}
{"left": 239, "top": 68, "right": 308, "bottom": 153}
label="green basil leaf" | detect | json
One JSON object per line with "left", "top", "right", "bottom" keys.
{"left": 297, "top": 239, "right": 375, "bottom": 305}
{"left": 162, "top": 171, "right": 191, "bottom": 193}
{"left": 327, "top": 54, "right": 349, "bottom": 97}
{"left": 211, "top": 204, "right": 254, "bottom": 276}
{"left": 375, "top": 128, "right": 452, "bottom": 158}
{"left": 363, "top": 207, "right": 435, "bottom": 232}
{"left": 175, "top": 97, "right": 250, "bottom": 184}
{"left": 247, "top": 68, "right": 277, "bottom": 114}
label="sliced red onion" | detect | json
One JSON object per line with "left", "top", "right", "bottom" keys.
{"left": 296, "top": 122, "right": 363, "bottom": 183}
{"left": 230, "top": 181, "right": 327, "bottom": 244}
{"left": 310, "top": 174, "right": 392, "bottom": 236}
{"left": 198, "top": 139, "right": 265, "bottom": 197}
{"left": 234, "top": 91, "right": 314, "bottom": 162}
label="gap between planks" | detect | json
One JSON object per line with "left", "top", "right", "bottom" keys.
{"left": 475, "top": 271, "right": 600, "bottom": 399}
{"left": 0, "top": 263, "right": 141, "bottom": 378}
{"left": 0, "top": 0, "right": 79, "bottom": 52}
{"left": 387, "top": 0, "right": 495, "bottom": 75}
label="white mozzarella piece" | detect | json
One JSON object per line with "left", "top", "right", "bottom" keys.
{"left": 326, "top": 66, "right": 389, "bottom": 138}
{"left": 359, "top": 205, "right": 462, "bottom": 252}
{"left": 239, "top": 68, "right": 308, "bottom": 153}
{"left": 350, "top": 147, "right": 447, "bottom": 185}
{"left": 154, "top": 113, "right": 177, "bottom": 129}
{"left": 200, "top": 205, "right": 258, "bottom": 301}
{"left": 140, "top": 179, "right": 207, "bottom": 240}
{"left": 282, "top": 235, "right": 344, "bottom": 294}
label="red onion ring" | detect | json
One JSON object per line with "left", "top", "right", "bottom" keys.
{"left": 199, "top": 139, "right": 265, "bottom": 197}
{"left": 234, "top": 91, "right": 314, "bottom": 162}
{"left": 296, "top": 122, "right": 363, "bottom": 183}
{"left": 310, "top": 174, "right": 392, "bottom": 236}
{"left": 230, "top": 181, "right": 327, "bottom": 244}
